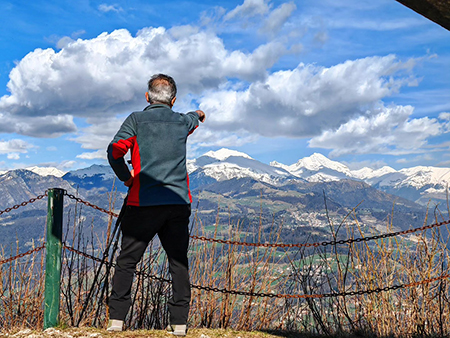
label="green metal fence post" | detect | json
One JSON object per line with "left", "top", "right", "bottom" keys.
{"left": 43, "top": 188, "right": 64, "bottom": 329}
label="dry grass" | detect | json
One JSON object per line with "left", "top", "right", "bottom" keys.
{"left": 1, "top": 195, "right": 450, "bottom": 337}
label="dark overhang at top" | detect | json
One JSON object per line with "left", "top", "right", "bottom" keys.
{"left": 396, "top": 0, "right": 450, "bottom": 31}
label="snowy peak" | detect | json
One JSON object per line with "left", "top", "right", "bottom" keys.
{"left": 189, "top": 148, "right": 296, "bottom": 185}
{"left": 0, "top": 166, "right": 66, "bottom": 178}
{"left": 397, "top": 166, "right": 450, "bottom": 188}
{"left": 25, "top": 166, "right": 66, "bottom": 178}
{"left": 64, "top": 164, "right": 114, "bottom": 179}
{"left": 352, "top": 166, "right": 397, "bottom": 180}
{"left": 294, "top": 153, "right": 350, "bottom": 173}
{"left": 202, "top": 148, "right": 252, "bottom": 161}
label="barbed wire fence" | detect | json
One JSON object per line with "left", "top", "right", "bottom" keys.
{"left": 1, "top": 189, "right": 450, "bottom": 334}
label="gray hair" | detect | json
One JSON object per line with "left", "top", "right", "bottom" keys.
{"left": 147, "top": 74, "right": 177, "bottom": 105}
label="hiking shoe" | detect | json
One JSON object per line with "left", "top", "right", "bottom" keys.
{"left": 107, "top": 319, "right": 124, "bottom": 331}
{"left": 166, "top": 324, "right": 187, "bottom": 336}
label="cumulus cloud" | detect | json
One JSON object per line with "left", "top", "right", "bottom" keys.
{"left": 199, "top": 55, "right": 418, "bottom": 137}
{"left": 309, "top": 104, "right": 444, "bottom": 157}
{"left": 0, "top": 23, "right": 290, "bottom": 157}
{"left": 0, "top": 139, "right": 34, "bottom": 155}
{"left": 0, "top": 28, "right": 286, "bottom": 121}
{"left": 0, "top": 113, "right": 76, "bottom": 138}
{"left": 0, "top": 1, "right": 441, "bottom": 160}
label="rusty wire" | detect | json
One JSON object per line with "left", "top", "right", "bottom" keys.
{"left": 3, "top": 191, "right": 450, "bottom": 299}
{"left": 63, "top": 191, "right": 119, "bottom": 217}
{"left": 0, "top": 192, "right": 47, "bottom": 216}
{"left": 192, "top": 219, "right": 450, "bottom": 248}
{"left": 0, "top": 244, "right": 46, "bottom": 265}
{"left": 63, "top": 190, "right": 450, "bottom": 249}
{"left": 62, "top": 243, "right": 450, "bottom": 299}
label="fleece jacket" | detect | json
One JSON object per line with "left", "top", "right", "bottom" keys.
{"left": 107, "top": 104, "right": 199, "bottom": 206}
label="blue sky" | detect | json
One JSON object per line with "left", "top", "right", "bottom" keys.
{"left": 0, "top": 0, "right": 449, "bottom": 171}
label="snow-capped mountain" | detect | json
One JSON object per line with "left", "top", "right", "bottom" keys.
{"left": 188, "top": 148, "right": 297, "bottom": 187}
{"left": 25, "top": 166, "right": 66, "bottom": 178}
{"left": 351, "top": 166, "right": 397, "bottom": 181}
{"left": 0, "top": 166, "right": 66, "bottom": 178}
{"left": 272, "top": 153, "right": 352, "bottom": 182}
{"left": 62, "top": 164, "right": 127, "bottom": 193}
{"left": 64, "top": 164, "right": 115, "bottom": 180}
{"left": 270, "top": 153, "right": 450, "bottom": 205}
{"left": 188, "top": 149, "right": 450, "bottom": 205}
{"left": 1, "top": 148, "right": 448, "bottom": 206}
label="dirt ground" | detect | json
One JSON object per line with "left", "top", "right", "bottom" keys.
{"left": 0, "top": 328, "right": 306, "bottom": 338}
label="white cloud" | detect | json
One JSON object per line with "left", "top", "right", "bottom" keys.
{"left": 0, "top": 139, "right": 34, "bottom": 155}
{"left": 57, "top": 36, "right": 75, "bottom": 49}
{"left": 98, "top": 4, "right": 123, "bottom": 13}
{"left": 0, "top": 2, "right": 443, "bottom": 161}
{"left": 309, "top": 104, "right": 444, "bottom": 157}
{"left": 0, "top": 25, "right": 291, "bottom": 154}
{"left": 0, "top": 27, "right": 287, "bottom": 124}
{"left": 72, "top": 117, "right": 124, "bottom": 150}
{"left": 199, "top": 55, "right": 418, "bottom": 138}
{"left": 260, "top": 2, "right": 296, "bottom": 35}
{"left": 77, "top": 150, "right": 107, "bottom": 160}
{"left": 224, "top": 0, "right": 270, "bottom": 21}
{"left": 7, "top": 153, "right": 20, "bottom": 160}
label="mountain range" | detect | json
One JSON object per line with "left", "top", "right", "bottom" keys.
{"left": 187, "top": 148, "right": 450, "bottom": 206}
{"left": 0, "top": 148, "right": 448, "bottom": 249}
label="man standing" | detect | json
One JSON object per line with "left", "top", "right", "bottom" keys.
{"left": 106, "top": 74, "right": 205, "bottom": 335}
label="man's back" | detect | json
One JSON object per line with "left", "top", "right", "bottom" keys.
{"left": 107, "top": 74, "right": 204, "bottom": 334}
{"left": 108, "top": 104, "right": 199, "bottom": 206}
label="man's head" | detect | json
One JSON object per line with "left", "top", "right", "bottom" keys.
{"left": 146, "top": 74, "right": 177, "bottom": 107}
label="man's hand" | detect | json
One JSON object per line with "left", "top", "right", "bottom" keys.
{"left": 124, "top": 169, "right": 134, "bottom": 187}
{"left": 196, "top": 110, "right": 206, "bottom": 123}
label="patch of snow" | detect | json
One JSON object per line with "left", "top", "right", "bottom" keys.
{"left": 25, "top": 166, "right": 66, "bottom": 177}
{"left": 290, "top": 153, "right": 350, "bottom": 174}
{"left": 202, "top": 148, "right": 252, "bottom": 161}
{"left": 67, "top": 165, "right": 114, "bottom": 179}
{"left": 397, "top": 166, "right": 450, "bottom": 189}
{"left": 186, "top": 159, "right": 197, "bottom": 173}
{"left": 351, "top": 166, "right": 397, "bottom": 180}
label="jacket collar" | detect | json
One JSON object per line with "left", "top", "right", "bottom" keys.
{"left": 144, "top": 103, "right": 171, "bottom": 110}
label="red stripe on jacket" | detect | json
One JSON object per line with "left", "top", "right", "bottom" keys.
{"left": 187, "top": 173, "right": 192, "bottom": 203}
{"left": 112, "top": 136, "right": 141, "bottom": 206}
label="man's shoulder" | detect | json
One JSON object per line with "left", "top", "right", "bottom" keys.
{"left": 134, "top": 106, "right": 191, "bottom": 123}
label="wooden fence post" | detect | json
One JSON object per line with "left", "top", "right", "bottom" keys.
{"left": 43, "top": 188, "right": 64, "bottom": 329}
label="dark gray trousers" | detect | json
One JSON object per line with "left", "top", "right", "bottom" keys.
{"left": 108, "top": 204, "right": 191, "bottom": 325}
